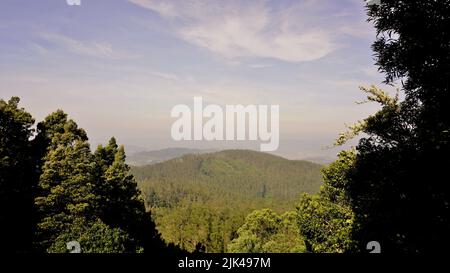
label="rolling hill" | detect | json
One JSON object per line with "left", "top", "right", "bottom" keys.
{"left": 132, "top": 149, "right": 323, "bottom": 203}
{"left": 130, "top": 149, "right": 324, "bottom": 252}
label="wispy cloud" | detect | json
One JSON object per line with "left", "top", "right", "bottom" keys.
{"left": 148, "top": 70, "right": 179, "bottom": 81}
{"left": 248, "top": 63, "right": 274, "bottom": 69}
{"left": 39, "top": 33, "right": 140, "bottom": 60}
{"left": 128, "top": 0, "right": 350, "bottom": 63}
{"left": 130, "top": 0, "right": 178, "bottom": 18}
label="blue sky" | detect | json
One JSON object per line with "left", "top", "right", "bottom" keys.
{"left": 0, "top": 0, "right": 395, "bottom": 159}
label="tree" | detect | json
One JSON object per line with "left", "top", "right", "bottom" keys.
{"left": 34, "top": 131, "right": 97, "bottom": 251}
{"left": 94, "top": 137, "right": 118, "bottom": 173}
{"left": 1, "top": 102, "right": 171, "bottom": 253}
{"left": 47, "top": 218, "right": 136, "bottom": 253}
{"left": 33, "top": 114, "right": 166, "bottom": 253}
{"left": 32, "top": 110, "right": 87, "bottom": 167}
{"left": 343, "top": 0, "right": 450, "bottom": 253}
{"left": 297, "top": 195, "right": 354, "bottom": 253}
{"left": 0, "top": 97, "right": 35, "bottom": 253}
{"left": 94, "top": 141, "right": 165, "bottom": 253}
{"left": 320, "top": 150, "right": 355, "bottom": 206}
{"left": 296, "top": 151, "right": 356, "bottom": 253}
{"left": 228, "top": 209, "right": 306, "bottom": 253}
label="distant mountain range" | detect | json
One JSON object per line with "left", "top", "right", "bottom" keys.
{"left": 301, "top": 155, "right": 335, "bottom": 165}
{"left": 126, "top": 147, "right": 335, "bottom": 166}
{"left": 126, "top": 147, "right": 216, "bottom": 166}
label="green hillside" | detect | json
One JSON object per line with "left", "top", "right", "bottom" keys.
{"left": 131, "top": 150, "right": 323, "bottom": 252}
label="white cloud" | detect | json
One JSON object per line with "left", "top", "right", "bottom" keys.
{"left": 39, "top": 33, "right": 140, "bottom": 59}
{"left": 148, "top": 70, "right": 179, "bottom": 81}
{"left": 248, "top": 63, "right": 274, "bottom": 69}
{"left": 130, "top": 0, "right": 178, "bottom": 18}
{"left": 129, "top": 0, "right": 346, "bottom": 63}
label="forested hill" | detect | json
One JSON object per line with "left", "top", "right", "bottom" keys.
{"left": 131, "top": 149, "right": 323, "bottom": 203}
{"left": 130, "top": 149, "right": 322, "bottom": 252}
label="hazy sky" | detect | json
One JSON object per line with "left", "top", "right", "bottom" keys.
{"left": 0, "top": 0, "right": 396, "bottom": 159}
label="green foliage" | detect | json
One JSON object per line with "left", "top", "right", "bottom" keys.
{"left": 94, "top": 142, "right": 164, "bottom": 252}
{"left": 0, "top": 99, "right": 166, "bottom": 253}
{"left": 35, "top": 110, "right": 87, "bottom": 145}
{"left": 154, "top": 199, "right": 246, "bottom": 253}
{"left": 296, "top": 194, "right": 353, "bottom": 253}
{"left": 296, "top": 151, "right": 356, "bottom": 253}
{"left": 228, "top": 209, "right": 306, "bottom": 253}
{"left": 47, "top": 218, "right": 137, "bottom": 253}
{"left": 0, "top": 97, "right": 35, "bottom": 252}
{"left": 320, "top": 150, "right": 355, "bottom": 206}
{"left": 33, "top": 110, "right": 88, "bottom": 166}
{"left": 340, "top": 0, "right": 450, "bottom": 253}
{"left": 34, "top": 124, "right": 97, "bottom": 251}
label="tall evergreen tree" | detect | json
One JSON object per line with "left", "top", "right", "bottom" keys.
{"left": 0, "top": 103, "right": 169, "bottom": 253}
{"left": 33, "top": 113, "right": 141, "bottom": 253}
{"left": 32, "top": 110, "right": 87, "bottom": 168}
{"left": 94, "top": 140, "right": 165, "bottom": 253}
{"left": 0, "top": 97, "right": 35, "bottom": 253}
{"left": 34, "top": 132, "right": 97, "bottom": 251}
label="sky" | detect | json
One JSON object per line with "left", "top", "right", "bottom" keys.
{"left": 0, "top": 0, "right": 396, "bottom": 160}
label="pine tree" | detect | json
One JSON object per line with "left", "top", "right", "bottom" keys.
{"left": 34, "top": 133, "right": 97, "bottom": 251}
{"left": 0, "top": 101, "right": 172, "bottom": 253}
{"left": 94, "top": 141, "right": 165, "bottom": 252}
{"left": 32, "top": 110, "right": 87, "bottom": 167}
{"left": 0, "top": 97, "right": 35, "bottom": 253}
{"left": 94, "top": 137, "right": 118, "bottom": 173}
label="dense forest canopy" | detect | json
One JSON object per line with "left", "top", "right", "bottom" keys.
{"left": 131, "top": 150, "right": 323, "bottom": 252}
